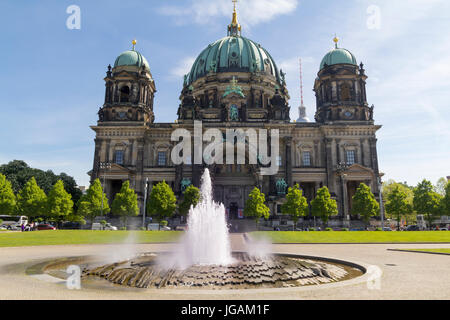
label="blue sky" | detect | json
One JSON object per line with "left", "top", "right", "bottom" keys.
{"left": 0, "top": 0, "right": 448, "bottom": 188}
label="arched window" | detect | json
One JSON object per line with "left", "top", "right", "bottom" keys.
{"left": 120, "top": 86, "right": 130, "bottom": 103}
{"left": 340, "top": 83, "right": 351, "bottom": 101}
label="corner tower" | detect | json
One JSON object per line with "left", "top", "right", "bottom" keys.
{"left": 99, "top": 40, "right": 156, "bottom": 125}
{"left": 90, "top": 41, "right": 156, "bottom": 207}
{"left": 314, "top": 37, "right": 372, "bottom": 123}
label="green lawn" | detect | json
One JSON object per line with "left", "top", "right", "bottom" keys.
{"left": 250, "top": 231, "right": 450, "bottom": 244}
{"left": 0, "top": 230, "right": 182, "bottom": 248}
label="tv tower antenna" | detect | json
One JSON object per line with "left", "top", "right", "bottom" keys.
{"left": 296, "top": 58, "right": 310, "bottom": 122}
{"left": 299, "top": 58, "right": 304, "bottom": 106}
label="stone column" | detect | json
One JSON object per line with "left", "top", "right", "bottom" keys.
{"left": 335, "top": 139, "right": 341, "bottom": 164}
{"left": 314, "top": 140, "right": 319, "bottom": 167}
{"left": 91, "top": 138, "right": 102, "bottom": 183}
{"left": 128, "top": 139, "right": 134, "bottom": 167}
{"left": 360, "top": 139, "right": 365, "bottom": 166}
{"left": 175, "top": 165, "right": 182, "bottom": 195}
{"left": 136, "top": 138, "right": 145, "bottom": 196}
{"left": 369, "top": 138, "right": 380, "bottom": 175}
{"left": 285, "top": 137, "right": 293, "bottom": 186}
{"left": 325, "top": 138, "right": 334, "bottom": 188}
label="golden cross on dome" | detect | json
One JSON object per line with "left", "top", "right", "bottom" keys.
{"left": 333, "top": 34, "right": 339, "bottom": 48}
{"left": 132, "top": 39, "right": 137, "bottom": 50}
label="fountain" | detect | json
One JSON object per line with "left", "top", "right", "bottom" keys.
{"left": 180, "top": 169, "right": 233, "bottom": 267}
{"left": 76, "top": 169, "right": 364, "bottom": 289}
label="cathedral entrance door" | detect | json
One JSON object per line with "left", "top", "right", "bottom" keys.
{"left": 230, "top": 203, "right": 238, "bottom": 220}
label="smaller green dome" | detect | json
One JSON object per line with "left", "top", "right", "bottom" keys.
{"left": 320, "top": 47, "right": 357, "bottom": 70}
{"left": 114, "top": 50, "right": 150, "bottom": 71}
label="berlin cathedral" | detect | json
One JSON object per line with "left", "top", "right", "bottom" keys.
{"left": 89, "top": 4, "right": 382, "bottom": 226}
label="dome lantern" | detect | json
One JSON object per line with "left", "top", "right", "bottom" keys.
{"left": 319, "top": 37, "right": 358, "bottom": 70}
{"left": 114, "top": 40, "right": 150, "bottom": 71}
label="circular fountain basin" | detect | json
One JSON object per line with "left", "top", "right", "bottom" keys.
{"left": 34, "top": 252, "right": 364, "bottom": 290}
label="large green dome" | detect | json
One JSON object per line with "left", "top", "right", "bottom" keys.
{"left": 114, "top": 50, "right": 150, "bottom": 71}
{"left": 186, "top": 36, "right": 282, "bottom": 85}
{"left": 320, "top": 47, "right": 358, "bottom": 70}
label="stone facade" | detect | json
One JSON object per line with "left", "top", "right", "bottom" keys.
{"left": 89, "top": 23, "right": 381, "bottom": 225}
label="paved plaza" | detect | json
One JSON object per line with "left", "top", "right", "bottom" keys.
{"left": 0, "top": 234, "right": 449, "bottom": 300}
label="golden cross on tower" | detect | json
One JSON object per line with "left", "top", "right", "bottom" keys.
{"left": 232, "top": 0, "right": 238, "bottom": 10}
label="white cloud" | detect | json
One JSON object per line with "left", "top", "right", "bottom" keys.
{"left": 169, "top": 56, "right": 196, "bottom": 80}
{"left": 158, "top": 0, "right": 299, "bottom": 26}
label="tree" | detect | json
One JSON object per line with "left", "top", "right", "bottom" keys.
{"left": 281, "top": 184, "right": 308, "bottom": 230}
{"left": 441, "top": 182, "right": 450, "bottom": 216}
{"left": 0, "top": 174, "right": 16, "bottom": 215}
{"left": 351, "top": 183, "right": 379, "bottom": 227}
{"left": 0, "top": 160, "right": 82, "bottom": 209}
{"left": 16, "top": 177, "right": 47, "bottom": 221}
{"left": 111, "top": 181, "right": 139, "bottom": 229}
{"left": 311, "top": 186, "right": 338, "bottom": 227}
{"left": 383, "top": 180, "right": 415, "bottom": 226}
{"left": 435, "top": 177, "right": 447, "bottom": 197}
{"left": 77, "top": 179, "right": 110, "bottom": 226}
{"left": 147, "top": 181, "right": 177, "bottom": 229}
{"left": 414, "top": 180, "right": 442, "bottom": 230}
{"left": 178, "top": 185, "right": 200, "bottom": 217}
{"left": 47, "top": 180, "right": 74, "bottom": 227}
{"left": 244, "top": 187, "right": 270, "bottom": 227}
{"left": 385, "top": 184, "right": 411, "bottom": 231}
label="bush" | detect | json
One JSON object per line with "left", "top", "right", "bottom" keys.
{"left": 308, "top": 228, "right": 316, "bottom": 231}
{"left": 342, "top": 228, "right": 349, "bottom": 231}
{"left": 139, "top": 227, "right": 145, "bottom": 231}
{"left": 100, "top": 220, "right": 107, "bottom": 226}
{"left": 375, "top": 227, "right": 383, "bottom": 231}
{"left": 160, "top": 220, "right": 168, "bottom": 227}
{"left": 325, "top": 228, "right": 333, "bottom": 231}
{"left": 0, "top": 219, "right": 3, "bottom": 225}
{"left": 120, "top": 227, "right": 127, "bottom": 231}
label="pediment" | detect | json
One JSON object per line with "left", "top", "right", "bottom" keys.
{"left": 346, "top": 164, "right": 374, "bottom": 175}
{"left": 109, "top": 163, "right": 133, "bottom": 174}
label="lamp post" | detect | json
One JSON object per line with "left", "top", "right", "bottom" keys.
{"left": 336, "top": 162, "right": 350, "bottom": 227}
{"left": 378, "top": 176, "right": 385, "bottom": 231}
{"left": 99, "top": 162, "right": 111, "bottom": 218}
{"left": 143, "top": 178, "right": 149, "bottom": 230}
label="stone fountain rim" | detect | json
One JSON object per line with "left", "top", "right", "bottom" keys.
{"left": 26, "top": 251, "right": 377, "bottom": 295}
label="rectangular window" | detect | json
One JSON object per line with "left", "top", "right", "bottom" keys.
{"left": 158, "top": 152, "right": 166, "bottom": 166}
{"left": 115, "top": 150, "right": 124, "bottom": 165}
{"left": 303, "top": 151, "right": 311, "bottom": 167}
{"left": 277, "top": 156, "right": 283, "bottom": 167}
{"left": 346, "top": 150, "right": 355, "bottom": 165}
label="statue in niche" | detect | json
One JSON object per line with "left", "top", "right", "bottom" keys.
{"left": 208, "top": 90, "right": 215, "bottom": 108}
{"left": 369, "top": 105, "right": 374, "bottom": 120}
{"left": 181, "top": 179, "right": 192, "bottom": 192}
{"left": 229, "top": 105, "right": 239, "bottom": 121}
{"left": 130, "top": 84, "right": 139, "bottom": 103}
{"left": 276, "top": 179, "right": 288, "bottom": 196}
